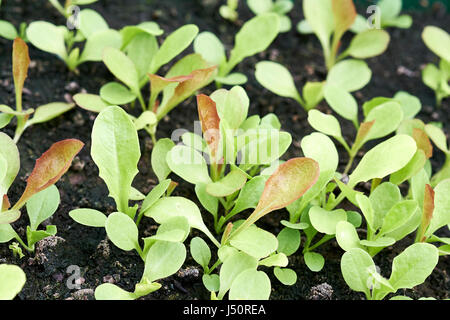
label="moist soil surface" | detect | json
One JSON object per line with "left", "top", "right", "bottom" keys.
{"left": 0, "top": 0, "right": 449, "bottom": 300}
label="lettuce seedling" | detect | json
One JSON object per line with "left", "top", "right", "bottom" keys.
{"left": 294, "top": 130, "right": 441, "bottom": 259}
{"left": 220, "top": 0, "right": 239, "bottom": 22}
{"left": 341, "top": 243, "right": 438, "bottom": 300}
{"left": 255, "top": 58, "right": 372, "bottom": 111}
{"left": 335, "top": 182, "right": 421, "bottom": 257}
{"left": 161, "top": 87, "right": 293, "bottom": 233}
{"left": 421, "top": 26, "right": 450, "bottom": 107}
{"left": 188, "top": 157, "right": 319, "bottom": 299}
{"left": 0, "top": 132, "right": 83, "bottom": 254}
{"left": 284, "top": 133, "right": 418, "bottom": 268}
{"left": 270, "top": 132, "right": 361, "bottom": 273}
{"left": 48, "top": 0, "right": 99, "bottom": 18}
{"left": 74, "top": 24, "right": 215, "bottom": 143}
{"left": 0, "top": 264, "right": 26, "bottom": 300}
{"left": 247, "top": 0, "right": 293, "bottom": 33}
{"left": 284, "top": 92, "right": 423, "bottom": 271}
{"left": 26, "top": 9, "right": 121, "bottom": 71}
{"left": 348, "top": 0, "right": 412, "bottom": 33}
{"left": 309, "top": 91, "right": 421, "bottom": 175}
{"left": 413, "top": 179, "right": 450, "bottom": 255}
{"left": 69, "top": 106, "right": 220, "bottom": 299}
{"left": 297, "top": 0, "right": 390, "bottom": 69}
{"left": 194, "top": 13, "right": 280, "bottom": 86}
{"left": 1, "top": 39, "right": 75, "bottom": 143}
{"left": 0, "top": 1, "right": 94, "bottom": 40}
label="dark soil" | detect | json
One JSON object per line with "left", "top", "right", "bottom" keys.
{"left": 0, "top": 0, "right": 448, "bottom": 300}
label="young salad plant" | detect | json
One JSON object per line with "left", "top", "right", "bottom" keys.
{"left": 297, "top": 0, "right": 390, "bottom": 70}
{"left": 421, "top": 26, "right": 450, "bottom": 107}
{"left": 247, "top": 0, "right": 293, "bottom": 33}
{"left": 26, "top": 9, "right": 121, "bottom": 71}
{"left": 335, "top": 181, "right": 421, "bottom": 257}
{"left": 255, "top": 58, "right": 372, "bottom": 111}
{"left": 276, "top": 132, "right": 362, "bottom": 273}
{"left": 0, "top": 132, "right": 83, "bottom": 255}
{"left": 318, "top": 126, "right": 443, "bottom": 259}
{"left": 283, "top": 120, "right": 424, "bottom": 271}
{"left": 193, "top": 13, "right": 280, "bottom": 86}
{"left": 74, "top": 24, "right": 215, "bottom": 143}
{"left": 0, "top": 264, "right": 26, "bottom": 300}
{"left": 341, "top": 243, "right": 439, "bottom": 300}
{"left": 157, "top": 87, "right": 292, "bottom": 234}
{"left": 310, "top": 90, "right": 422, "bottom": 175}
{"left": 1, "top": 38, "right": 75, "bottom": 143}
{"left": 348, "top": 0, "right": 412, "bottom": 33}
{"left": 328, "top": 115, "right": 449, "bottom": 257}
{"left": 68, "top": 106, "right": 219, "bottom": 300}
{"left": 186, "top": 157, "right": 320, "bottom": 299}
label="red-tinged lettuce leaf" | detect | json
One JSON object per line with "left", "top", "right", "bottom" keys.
{"left": 352, "top": 120, "right": 375, "bottom": 153}
{"left": 221, "top": 222, "right": 234, "bottom": 245}
{"left": 413, "top": 128, "right": 433, "bottom": 159}
{"left": 332, "top": 0, "right": 356, "bottom": 38}
{"left": 2, "top": 195, "right": 10, "bottom": 212}
{"left": 13, "top": 139, "right": 84, "bottom": 210}
{"left": 156, "top": 66, "right": 216, "bottom": 120}
{"left": 419, "top": 184, "right": 435, "bottom": 242}
{"left": 149, "top": 74, "right": 193, "bottom": 94}
{"left": 236, "top": 158, "right": 319, "bottom": 234}
{"left": 12, "top": 38, "right": 30, "bottom": 106}
{"left": 148, "top": 74, "right": 193, "bottom": 110}
{"left": 197, "top": 94, "right": 220, "bottom": 160}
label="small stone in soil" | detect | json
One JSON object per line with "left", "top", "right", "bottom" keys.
{"left": 308, "top": 283, "right": 334, "bottom": 300}
{"left": 103, "top": 275, "right": 115, "bottom": 284}
{"left": 177, "top": 267, "right": 200, "bottom": 281}
{"left": 96, "top": 239, "right": 111, "bottom": 259}
{"left": 71, "top": 156, "right": 85, "bottom": 172}
{"left": 397, "top": 66, "right": 418, "bottom": 77}
{"left": 32, "top": 236, "right": 66, "bottom": 266}
{"left": 73, "top": 112, "right": 85, "bottom": 126}
{"left": 75, "top": 277, "right": 85, "bottom": 286}
{"left": 65, "top": 81, "right": 80, "bottom": 92}
{"left": 71, "top": 289, "right": 94, "bottom": 300}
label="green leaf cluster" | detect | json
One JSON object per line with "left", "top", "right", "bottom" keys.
{"left": 297, "top": 0, "right": 390, "bottom": 69}
{"left": 68, "top": 106, "right": 220, "bottom": 299}
{"left": 421, "top": 26, "right": 450, "bottom": 107}
{"left": 74, "top": 23, "right": 215, "bottom": 143}
{"left": 194, "top": 13, "right": 280, "bottom": 86}
{"left": 26, "top": 9, "right": 121, "bottom": 71}
{"left": 161, "top": 86, "right": 292, "bottom": 234}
